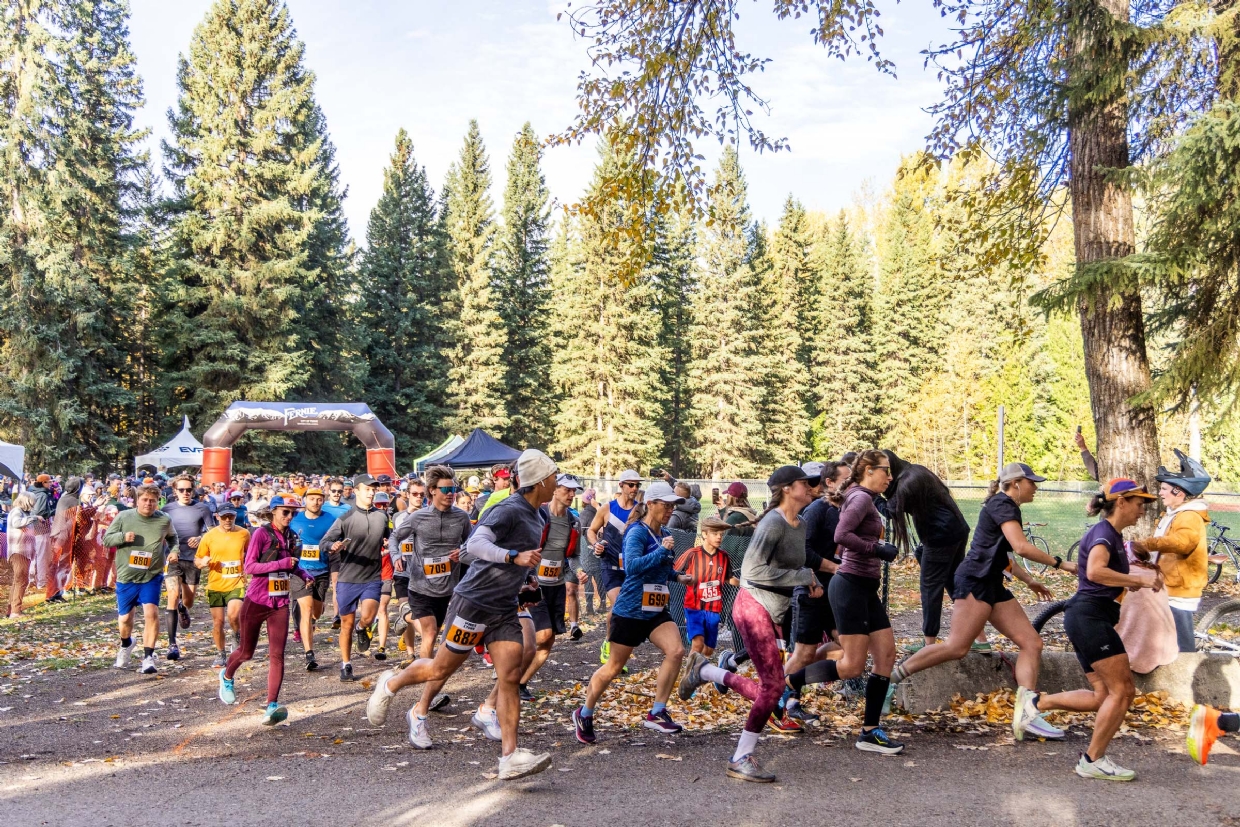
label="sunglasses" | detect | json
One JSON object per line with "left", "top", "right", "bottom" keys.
{"left": 436, "top": 486, "right": 461, "bottom": 495}
{"left": 620, "top": 481, "right": 639, "bottom": 488}
{"left": 329, "top": 489, "right": 343, "bottom": 494}
{"left": 274, "top": 508, "right": 296, "bottom": 516}
{"left": 175, "top": 487, "right": 193, "bottom": 493}
{"left": 874, "top": 466, "right": 892, "bottom": 474}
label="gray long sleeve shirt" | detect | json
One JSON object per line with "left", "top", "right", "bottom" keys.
{"left": 388, "top": 506, "right": 471, "bottom": 598}
{"left": 740, "top": 508, "right": 814, "bottom": 625}
{"left": 321, "top": 505, "right": 391, "bottom": 584}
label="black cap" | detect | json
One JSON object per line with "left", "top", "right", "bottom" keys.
{"left": 376, "top": 474, "right": 393, "bottom": 485}
{"left": 767, "top": 464, "right": 820, "bottom": 488}
{"left": 352, "top": 474, "right": 378, "bottom": 487}
{"left": 217, "top": 505, "right": 237, "bottom": 517}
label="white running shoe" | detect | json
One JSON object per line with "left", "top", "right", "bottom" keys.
{"left": 1075, "top": 753, "right": 1135, "bottom": 781}
{"left": 1012, "top": 687, "right": 1031, "bottom": 740}
{"left": 498, "top": 748, "right": 552, "bottom": 780}
{"left": 472, "top": 707, "right": 502, "bottom": 741}
{"left": 366, "top": 669, "right": 397, "bottom": 725}
{"left": 138, "top": 655, "right": 157, "bottom": 675}
{"left": 1024, "top": 712, "right": 1065, "bottom": 740}
{"left": 406, "top": 707, "right": 432, "bottom": 749}
{"left": 114, "top": 643, "right": 133, "bottom": 669}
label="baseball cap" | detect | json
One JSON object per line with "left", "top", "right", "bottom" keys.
{"left": 376, "top": 474, "right": 393, "bottom": 485}
{"left": 768, "top": 465, "right": 818, "bottom": 488}
{"left": 36, "top": 474, "right": 51, "bottom": 483}
{"left": 304, "top": 487, "right": 323, "bottom": 497}
{"left": 517, "top": 449, "right": 557, "bottom": 488}
{"left": 229, "top": 492, "right": 244, "bottom": 500}
{"left": 352, "top": 474, "right": 378, "bottom": 487}
{"left": 555, "top": 473, "right": 581, "bottom": 490}
{"left": 724, "top": 481, "right": 748, "bottom": 498}
{"left": 493, "top": 467, "right": 512, "bottom": 480}
{"left": 217, "top": 505, "right": 238, "bottom": 517}
{"left": 1103, "top": 478, "right": 1157, "bottom": 501}
{"left": 618, "top": 469, "right": 641, "bottom": 484}
{"left": 802, "top": 461, "right": 825, "bottom": 481}
{"left": 998, "top": 463, "right": 1047, "bottom": 484}
{"left": 645, "top": 480, "right": 685, "bottom": 504}
{"left": 267, "top": 494, "right": 305, "bottom": 510}
{"left": 374, "top": 491, "right": 391, "bottom": 504}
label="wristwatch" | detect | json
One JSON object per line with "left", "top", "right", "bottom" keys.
{"left": 505, "top": 550, "right": 519, "bottom": 564}
{"left": 1052, "top": 556, "right": 1063, "bottom": 570}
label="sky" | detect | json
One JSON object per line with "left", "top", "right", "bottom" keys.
{"left": 128, "top": 0, "right": 955, "bottom": 243}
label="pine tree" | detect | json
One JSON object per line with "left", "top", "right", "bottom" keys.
{"left": 762, "top": 196, "right": 815, "bottom": 462}
{"left": 160, "top": 0, "right": 341, "bottom": 470}
{"left": 356, "top": 128, "right": 453, "bottom": 458}
{"left": 688, "top": 147, "right": 769, "bottom": 478}
{"left": 650, "top": 186, "right": 697, "bottom": 474}
{"left": 444, "top": 120, "right": 507, "bottom": 435}
{"left": 495, "top": 123, "right": 554, "bottom": 448}
{"left": 0, "top": 0, "right": 142, "bottom": 471}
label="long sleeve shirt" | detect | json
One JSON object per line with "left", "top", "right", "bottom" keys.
{"left": 740, "top": 509, "right": 813, "bottom": 625}
{"left": 612, "top": 522, "right": 678, "bottom": 619}
{"left": 242, "top": 524, "right": 316, "bottom": 608}
{"left": 836, "top": 487, "right": 884, "bottom": 580}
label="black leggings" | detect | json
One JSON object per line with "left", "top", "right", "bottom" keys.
{"left": 916, "top": 540, "right": 966, "bottom": 639}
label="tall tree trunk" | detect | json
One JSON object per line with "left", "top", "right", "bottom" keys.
{"left": 1067, "top": 0, "right": 1161, "bottom": 493}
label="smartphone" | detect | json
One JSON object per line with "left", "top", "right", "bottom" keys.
{"left": 711, "top": 487, "right": 721, "bottom": 505}
{"left": 1076, "top": 425, "right": 1082, "bottom": 434}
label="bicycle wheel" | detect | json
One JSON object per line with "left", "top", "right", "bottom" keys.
{"left": 1065, "top": 541, "right": 1080, "bottom": 563}
{"left": 1195, "top": 599, "right": 1240, "bottom": 635}
{"left": 1031, "top": 599, "right": 1070, "bottom": 634}
{"left": 1021, "top": 535, "right": 1051, "bottom": 575}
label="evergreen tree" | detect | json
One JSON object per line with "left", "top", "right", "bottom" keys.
{"left": 444, "top": 120, "right": 507, "bottom": 435}
{"left": 356, "top": 129, "right": 453, "bottom": 459}
{"left": 763, "top": 196, "right": 815, "bottom": 462}
{"left": 160, "top": 0, "right": 341, "bottom": 470}
{"left": 650, "top": 187, "right": 697, "bottom": 474}
{"left": 495, "top": 123, "right": 554, "bottom": 448}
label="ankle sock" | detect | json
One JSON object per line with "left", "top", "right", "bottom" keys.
{"left": 699, "top": 664, "right": 728, "bottom": 685}
{"left": 863, "top": 674, "right": 891, "bottom": 728}
{"left": 580, "top": 705, "right": 593, "bottom": 718}
{"left": 1221, "top": 712, "right": 1240, "bottom": 733}
{"left": 143, "top": 647, "right": 154, "bottom": 658}
{"left": 652, "top": 702, "right": 666, "bottom": 715}
{"left": 120, "top": 637, "right": 132, "bottom": 648}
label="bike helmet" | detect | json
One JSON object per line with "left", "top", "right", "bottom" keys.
{"left": 1154, "top": 449, "right": 1211, "bottom": 497}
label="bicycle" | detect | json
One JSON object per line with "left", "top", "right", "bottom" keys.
{"left": 1019, "top": 522, "right": 1052, "bottom": 574}
{"left": 1206, "top": 521, "right": 1238, "bottom": 585}
{"left": 1195, "top": 598, "right": 1240, "bottom": 655}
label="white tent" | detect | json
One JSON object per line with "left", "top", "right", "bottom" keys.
{"left": 0, "top": 439, "right": 25, "bottom": 481}
{"left": 134, "top": 416, "right": 204, "bottom": 471}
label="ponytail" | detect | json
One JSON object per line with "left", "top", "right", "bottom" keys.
{"left": 625, "top": 501, "right": 649, "bottom": 527}
{"left": 1086, "top": 492, "right": 1116, "bottom": 517}
{"left": 744, "top": 483, "right": 786, "bottom": 527}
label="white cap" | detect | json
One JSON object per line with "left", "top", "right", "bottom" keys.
{"left": 556, "top": 473, "right": 581, "bottom": 490}
{"left": 467, "top": 475, "right": 481, "bottom": 489}
{"left": 644, "top": 480, "right": 685, "bottom": 504}
{"left": 517, "top": 449, "right": 557, "bottom": 488}
{"left": 618, "top": 469, "right": 642, "bottom": 484}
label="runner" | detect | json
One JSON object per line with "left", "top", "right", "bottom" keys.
{"left": 1187, "top": 705, "right": 1240, "bottom": 765}
{"left": 573, "top": 481, "right": 693, "bottom": 742}
{"left": 390, "top": 478, "right": 427, "bottom": 650}
{"left": 518, "top": 474, "right": 583, "bottom": 698}
{"left": 217, "top": 495, "right": 318, "bottom": 726}
{"left": 477, "top": 464, "right": 513, "bottom": 516}
{"left": 888, "top": 462, "right": 1075, "bottom": 741}
{"left": 228, "top": 491, "right": 250, "bottom": 528}
{"left": 586, "top": 469, "right": 641, "bottom": 664}
{"left": 103, "top": 484, "right": 178, "bottom": 675}
{"left": 677, "top": 465, "right": 820, "bottom": 782}
{"left": 322, "top": 479, "right": 351, "bottom": 520}
{"left": 289, "top": 486, "right": 336, "bottom": 671}
{"left": 365, "top": 449, "right": 557, "bottom": 781}
{"left": 374, "top": 490, "right": 395, "bottom": 661}
{"left": 1033, "top": 479, "right": 1161, "bottom": 780}
{"left": 160, "top": 475, "right": 216, "bottom": 660}
{"left": 193, "top": 506, "right": 250, "bottom": 667}
{"left": 674, "top": 516, "right": 739, "bottom": 659}
{"left": 321, "top": 475, "right": 391, "bottom": 681}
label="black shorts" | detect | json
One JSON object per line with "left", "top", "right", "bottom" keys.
{"left": 527, "top": 584, "right": 567, "bottom": 635}
{"left": 406, "top": 591, "right": 452, "bottom": 627}
{"left": 828, "top": 573, "right": 890, "bottom": 636}
{"left": 393, "top": 576, "right": 409, "bottom": 601}
{"left": 166, "top": 558, "right": 200, "bottom": 586}
{"left": 381, "top": 579, "right": 394, "bottom": 597}
{"left": 608, "top": 609, "right": 675, "bottom": 648}
{"left": 442, "top": 594, "right": 523, "bottom": 653}
{"left": 951, "top": 573, "right": 1016, "bottom": 606}
{"left": 1064, "top": 594, "right": 1125, "bottom": 673}
{"left": 601, "top": 565, "right": 626, "bottom": 593}
{"left": 291, "top": 572, "right": 331, "bottom": 603}
{"left": 790, "top": 584, "right": 835, "bottom": 645}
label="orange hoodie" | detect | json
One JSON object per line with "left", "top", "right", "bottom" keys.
{"left": 1144, "top": 499, "right": 1210, "bottom": 599}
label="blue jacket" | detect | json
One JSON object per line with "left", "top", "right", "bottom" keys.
{"left": 612, "top": 521, "right": 677, "bottom": 620}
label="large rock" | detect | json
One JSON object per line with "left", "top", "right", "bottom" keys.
{"left": 894, "top": 651, "right": 1240, "bottom": 713}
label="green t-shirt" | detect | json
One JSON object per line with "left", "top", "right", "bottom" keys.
{"left": 104, "top": 508, "right": 179, "bottom": 584}
{"left": 478, "top": 488, "right": 511, "bottom": 517}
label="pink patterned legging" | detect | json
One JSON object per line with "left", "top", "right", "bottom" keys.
{"left": 722, "top": 587, "right": 787, "bottom": 734}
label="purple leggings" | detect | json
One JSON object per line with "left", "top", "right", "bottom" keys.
{"left": 723, "top": 588, "right": 786, "bottom": 733}
{"left": 224, "top": 599, "right": 289, "bottom": 704}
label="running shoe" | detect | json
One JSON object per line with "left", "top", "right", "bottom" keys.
{"left": 331, "top": 615, "right": 341, "bottom": 630}
{"left": 767, "top": 713, "right": 803, "bottom": 734}
{"left": 218, "top": 669, "right": 236, "bottom": 704}
{"left": 1187, "top": 704, "right": 1223, "bottom": 766}
{"left": 305, "top": 651, "right": 319, "bottom": 672}
{"left": 406, "top": 708, "right": 432, "bottom": 749}
{"left": 47, "top": 592, "right": 66, "bottom": 603}
{"left": 518, "top": 684, "right": 535, "bottom": 702}
{"left": 726, "top": 753, "right": 776, "bottom": 783}
{"left": 355, "top": 623, "right": 373, "bottom": 653}
{"left": 211, "top": 652, "right": 227, "bottom": 668}
{"left": 339, "top": 663, "right": 357, "bottom": 682}
{"left": 1075, "top": 753, "right": 1135, "bottom": 781}
{"left": 882, "top": 682, "right": 898, "bottom": 717}
{"left": 166, "top": 644, "right": 181, "bottom": 661}
{"left": 394, "top": 612, "right": 408, "bottom": 636}
{"left": 293, "top": 629, "right": 302, "bottom": 644}
{"left": 482, "top": 651, "right": 493, "bottom": 668}
{"left": 113, "top": 642, "right": 133, "bottom": 669}
{"left": 970, "top": 640, "right": 992, "bottom": 653}
{"left": 1024, "top": 713, "right": 1065, "bottom": 740}
{"left": 678, "top": 650, "right": 708, "bottom": 700}
{"left": 374, "top": 648, "right": 387, "bottom": 662}
{"left": 366, "top": 669, "right": 398, "bottom": 725}
{"left": 471, "top": 707, "right": 502, "bottom": 741}
{"left": 856, "top": 727, "right": 904, "bottom": 755}
{"left": 570, "top": 625, "right": 583, "bottom": 641}
{"left": 785, "top": 702, "right": 819, "bottom": 723}
{"left": 498, "top": 748, "right": 552, "bottom": 780}
{"left": 262, "top": 702, "right": 287, "bottom": 726}
{"left": 138, "top": 655, "right": 157, "bottom": 675}
{"left": 599, "top": 640, "right": 610, "bottom": 664}
{"left": 644, "top": 710, "right": 684, "bottom": 734}
{"left": 573, "top": 707, "right": 596, "bottom": 744}
{"left": 900, "top": 640, "right": 928, "bottom": 654}
{"left": 428, "top": 693, "right": 451, "bottom": 713}
{"left": 178, "top": 605, "right": 191, "bottom": 629}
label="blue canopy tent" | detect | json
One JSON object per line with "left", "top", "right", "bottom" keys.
{"left": 436, "top": 428, "right": 521, "bottom": 469}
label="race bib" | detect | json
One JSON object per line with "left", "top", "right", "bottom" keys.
{"left": 300, "top": 544, "right": 320, "bottom": 563}
{"left": 128, "top": 550, "right": 153, "bottom": 570}
{"left": 267, "top": 576, "right": 290, "bottom": 597}
{"left": 617, "top": 552, "right": 624, "bottom": 569}
{"left": 400, "top": 541, "right": 414, "bottom": 554}
{"left": 444, "top": 618, "right": 487, "bottom": 652}
{"left": 537, "top": 560, "right": 563, "bottom": 585}
{"left": 422, "top": 555, "right": 451, "bottom": 579}
{"left": 220, "top": 559, "right": 243, "bottom": 578}
{"left": 641, "top": 583, "right": 670, "bottom": 612}
{"left": 699, "top": 580, "right": 722, "bottom": 604}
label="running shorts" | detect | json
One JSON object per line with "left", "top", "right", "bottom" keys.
{"left": 336, "top": 579, "right": 382, "bottom": 616}
{"left": 406, "top": 591, "right": 452, "bottom": 626}
{"left": 685, "top": 608, "right": 721, "bottom": 648}
{"left": 951, "top": 572, "right": 1015, "bottom": 606}
{"left": 828, "top": 572, "right": 891, "bottom": 636}
{"left": 117, "top": 576, "right": 163, "bottom": 615}
{"left": 381, "top": 579, "right": 394, "bottom": 597}
{"left": 291, "top": 572, "right": 331, "bottom": 603}
{"left": 608, "top": 609, "right": 676, "bottom": 648}
{"left": 601, "top": 565, "right": 626, "bottom": 594}
{"left": 166, "top": 557, "right": 200, "bottom": 586}
{"left": 1064, "top": 593, "right": 1124, "bottom": 674}
{"left": 207, "top": 587, "right": 244, "bottom": 608}
{"left": 528, "top": 584, "right": 567, "bottom": 635}
{"left": 441, "top": 594, "right": 522, "bottom": 653}
{"left": 392, "top": 576, "right": 409, "bottom": 601}
{"left": 790, "top": 584, "right": 835, "bottom": 645}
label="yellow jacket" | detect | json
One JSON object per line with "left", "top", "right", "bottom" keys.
{"left": 1145, "top": 500, "right": 1210, "bottom": 599}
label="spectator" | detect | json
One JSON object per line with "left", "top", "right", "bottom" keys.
{"left": 667, "top": 482, "right": 701, "bottom": 532}
{"left": 6, "top": 493, "right": 40, "bottom": 617}
{"left": 718, "top": 482, "right": 758, "bottom": 536}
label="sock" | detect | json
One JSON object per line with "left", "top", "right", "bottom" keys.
{"left": 1221, "top": 712, "right": 1240, "bottom": 733}
{"left": 479, "top": 704, "right": 494, "bottom": 715}
{"left": 120, "top": 637, "right": 132, "bottom": 648}
{"left": 219, "top": 649, "right": 227, "bottom": 658}
{"left": 788, "top": 658, "right": 839, "bottom": 693}
{"left": 699, "top": 664, "right": 728, "bottom": 684}
{"left": 520, "top": 683, "right": 528, "bottom": 692}
{"left": 731, "top": 729, "right": 760, "bottom": 763}
{"left": 143, "top": 647, "right": 154, "bottom": 658}
{"left": 580, "top": 705, "right": 593, "bottom": 718}
{"left": 341, "top": 660, "right": 351, "bottom": 668}
{"left": 570, "top": 622, "right": 579, "bottom": 630}
{"left": 891, "top": 663, "right": 908, "bottom": 683}
{"left": 652, "top": 702, "right": 666, "bottom": 715}
{"left": 166, "top": 610, "right": 179, "bottom": 644}
{"left": 863, "top": 674, "right": 891, "bottom": 729}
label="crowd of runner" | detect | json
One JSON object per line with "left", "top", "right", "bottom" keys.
{"left": 2, "top": 446, "right": 1237, "bottom": 782}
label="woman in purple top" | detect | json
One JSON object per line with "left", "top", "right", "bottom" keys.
{"left": 784, "top": 450, "right": 905, "bottom": 755}
{"left": 217, "top": 495, "right": 316, "bottom": 725}
{"left": 1034, "top": 479, "right": 1161, "bottom": 782}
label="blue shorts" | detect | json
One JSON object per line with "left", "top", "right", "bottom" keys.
{"left": 117, "top": 576, "right": 164, "bottom": 616}
{"left": 601, "top": 566, "right": 626, "bottom": 594}
{"left": 685, "top": 608, "right": 722, "bottom": 648}
{"left": 336, "top": 579, "right": 382, "bottom": 617}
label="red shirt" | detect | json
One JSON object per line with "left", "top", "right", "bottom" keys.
{"left": 675, "top": 546, "right": 732, "bottom": 612}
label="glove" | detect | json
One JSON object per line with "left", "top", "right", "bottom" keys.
{"left": 873, "top": 541, "right": 899, "bottom": 563}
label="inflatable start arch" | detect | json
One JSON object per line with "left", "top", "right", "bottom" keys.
{"left": 201, "top": 402, "right": 396, "bottom": 484}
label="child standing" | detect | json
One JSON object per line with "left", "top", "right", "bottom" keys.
{"left": 675, "top": 517, "right": 740, "bottom": 657}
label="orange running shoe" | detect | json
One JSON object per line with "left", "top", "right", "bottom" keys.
{"left": 1187, "top": 704, "right": 1223, "bottom": 765}
{"left": 767, "top": 713, "right": 804, "bottom": 734}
